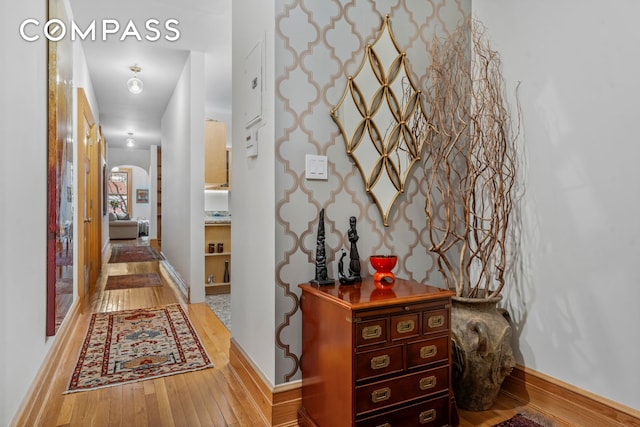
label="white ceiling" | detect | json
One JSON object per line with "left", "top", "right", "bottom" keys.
{"left": 68, "top": 0, "right": 232, "bottom": 149}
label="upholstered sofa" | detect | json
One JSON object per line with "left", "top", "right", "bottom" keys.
{"left": 108, "top": 213, "right": 139, "bottom": 239}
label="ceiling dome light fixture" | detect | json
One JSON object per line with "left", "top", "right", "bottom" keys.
{"left": 127, "top": 65, "right": 143, "bottom": 94}
{"left": 126, "top": 132, "right": 135, "bottom": 147}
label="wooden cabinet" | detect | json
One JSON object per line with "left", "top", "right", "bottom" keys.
{"left": 204, "top": 120, "right": 227, "bottom": 187}
{"left": 298, "top": 278, "right": 454, "bottom": 427}
{"left": 204, "top": 223, "right": 231, "bottom": 294}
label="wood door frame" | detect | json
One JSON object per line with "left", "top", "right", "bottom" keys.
{"left": 77, "top": 88, "right": 97, "bottom": 300}
{"left": 87, "top": 123, "right": 102, "bottom": 287}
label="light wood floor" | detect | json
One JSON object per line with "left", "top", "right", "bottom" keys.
{"left": 21, "top": 240, "right": 548, "bottom": 427}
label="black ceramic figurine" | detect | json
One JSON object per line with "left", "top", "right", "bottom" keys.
{"left": 338, "top": 249, "right": 359, "bottom": 284}
{"left": 310, "top": 208, "right": 334, "bottom": 286}
{"left": 347, "top": 216, "right": 362, "bottom": 281}
{"left": 337, "top": 216, "right": 362, "bottom": 284}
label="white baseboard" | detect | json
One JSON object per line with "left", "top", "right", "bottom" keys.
{"left": 160, "top": 260, "right": 189, "bottom": 299}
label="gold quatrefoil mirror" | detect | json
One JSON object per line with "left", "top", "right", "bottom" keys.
{"left": 331, "top": 15, "right": 430, "bottom": 226}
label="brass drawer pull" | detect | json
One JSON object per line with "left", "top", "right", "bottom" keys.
{"left": 419, "top": 375, "right": 437, "bottom": 390}
{"left": 396, "top": 319, "right": 415, "bottom": 333}
{"left": 371, "top": 354, "right": 390, "bottom": 370}
{"left": 427, "top": 315, "right": 445, "bottom": 328}
{"left": 419, "top": 409, "right": 436, "bottom": 424}
{"left": 362, "top": 325, "right": 382, "bottom": 340}
{"left": 420, "top": 344, "right": 437, "bottom": 359}
{"left": 371, "top": 387, "right": 391, "bottom": 403}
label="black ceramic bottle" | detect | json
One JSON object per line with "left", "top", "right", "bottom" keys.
{"left": 223, "top": 260, "right": 230, "bottom": 283}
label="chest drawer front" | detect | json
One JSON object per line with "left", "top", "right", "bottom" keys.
{"left": 406, "top": 336, "right": 449, "bottom": 369}
{"left": 356, "top": 318, "right": 388, "bottom": 347}
{"left": 423, "top": 308, "right": 449, "bottom": 335}
{"left": 391, "top": 313, "right": 420, "bottom": 341}
{"left": 355, "top": 365, "right": 449, "bottom": 415}
{"left": 356, "top": 345, "right": 404, "bottom": 382}
{"left": 355, "top": 394, "right": 449, "bottom": 427}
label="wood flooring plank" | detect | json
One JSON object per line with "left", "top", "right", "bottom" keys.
{"left": 120, "top": 384, "right": 135, "bottom": 427}
{"left": 172, "top": 373, "right": 205, "bottom": 427}
{"left": 144, "top": 390, "right": 163, "bottom": 427}
{"left": 88, "top": 388, "right": 110, "bottom": 427}
{"left": 152, "top": 379, "right": 177, "bottom": 427}
{"left": 55, "top": 392, "right": 75, "bottom": 426}
{"left": 143, "top": 379, "right": 156, "bottom": 396}
{"left": 67, "top": 390, "right": 88, "bottom": 427}
{"left": 163, "top": 376, "right": 190, "bottom": 427}
{"left": 218, "top": 366, "right": 267, "bottom": 427}
{"left": 107, "top": 385, "right": 123, "bottom": 427}
{"left": 185, "top": 304, "right": 237, "bottom": 425}
{"left": 213, "top": 368, "right": 259, "bottom": 426}
{"left": 183, "top": 371, "right": 221, "bottom": 426}
{"left": 80, "top": 390, "right": 99, "bottom": 427}
{"left": 192, "top": 367, "right": 229, "bottom": 426}
{"left": 131, "top": 381, "right": 149, "bottom": 427}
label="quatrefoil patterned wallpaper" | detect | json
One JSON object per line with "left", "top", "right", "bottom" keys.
{"left": 273, "top": 0, "right": 470, "bottom": 383}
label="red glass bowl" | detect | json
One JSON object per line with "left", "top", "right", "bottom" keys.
{"left": 369, "top": 255, "right": 397, "bottom": 285}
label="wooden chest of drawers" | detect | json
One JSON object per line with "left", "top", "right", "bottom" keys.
{"left": 298, "top": 278, "right": 454, "bottom": 427}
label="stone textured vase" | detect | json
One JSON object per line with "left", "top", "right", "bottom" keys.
{"left": 451, "top": 296, "right": 515, "bottom": 411}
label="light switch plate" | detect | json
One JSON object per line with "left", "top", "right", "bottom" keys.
{"left": 305, "top": 154, "right": 328, "bottom": 180}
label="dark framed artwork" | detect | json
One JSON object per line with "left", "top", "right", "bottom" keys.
{"left": 46, "top": 0, "right": 74, "bottom": 336}
{"left": 136, "top": 189, "right": 149, "bottom": 204}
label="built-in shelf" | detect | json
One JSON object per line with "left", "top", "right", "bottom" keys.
{"left": 204, "top": 222, "right": 231, "bottom": 296}
{"left": 205, "top": 282, "right": 230, "bottom": 295}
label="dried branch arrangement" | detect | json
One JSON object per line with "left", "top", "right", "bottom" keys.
{"left": 424, "top": 19, "right": 519, "bottom": 298}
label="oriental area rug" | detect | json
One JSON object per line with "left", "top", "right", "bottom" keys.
{"left": 492, "top": 413, "right": 555, "bottom": 427}
{"left": 108, "top": 245, "right": 163, "bottom": 263}
{"left": 65, "top": 304, "right": 212, "bottom": 393}
{"left": 104, "top": 273, "right": 162, "bottom": 290}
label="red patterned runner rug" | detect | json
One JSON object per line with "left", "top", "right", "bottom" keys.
{"left": 65, "top": 304, "right": 212, "bottom": 393}
{"left": 108, "top": 245, "right": 163, "bottom": 263}
{"left": 104, "top": 273, "right": 162, "bottom": 290}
